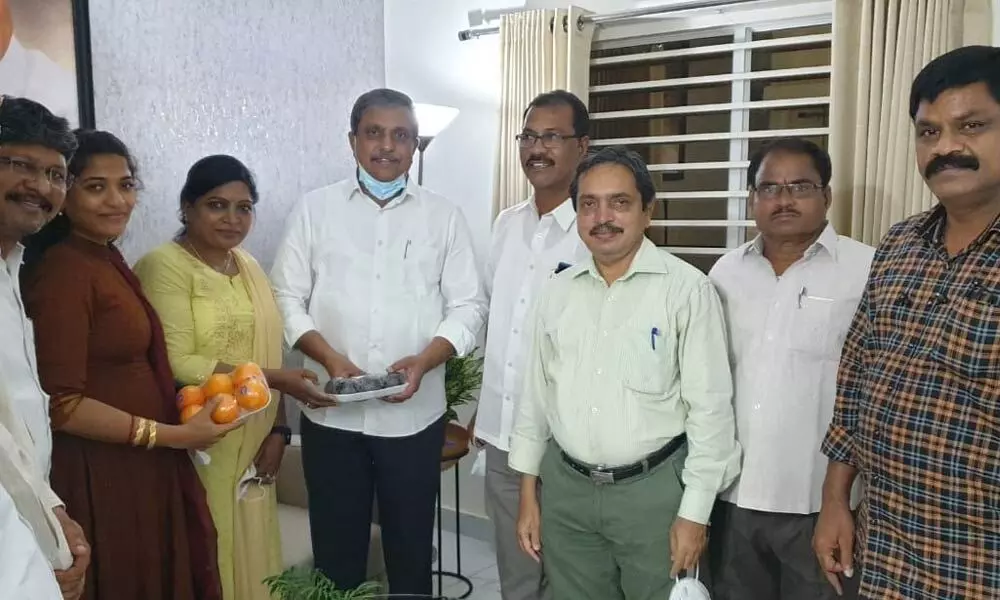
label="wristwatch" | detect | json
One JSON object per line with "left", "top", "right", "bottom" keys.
{"left": 270, "top": 425, "right": 292, "bottom": 446}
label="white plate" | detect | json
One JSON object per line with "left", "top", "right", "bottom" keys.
{"left": 330, "top": 383, "right": 408, "bottom": 403}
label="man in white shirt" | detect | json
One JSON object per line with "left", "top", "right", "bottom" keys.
{"left": 0, "top": 0, "right": 79, "bottom": 126}
{"left": 270, "top": 88, "right": 487, "bottom": 596}
{"left": 707, "top": 138, "right": 872, "bottom": 600}
{"left": 0, "top": 377, "right": 74, "bottom": 598}
{"left": 0, "top": 95, "right": 90, "bottom": 599}
{"left": 0, "top": 480, "right": 63, "bottom": 599}
{"left": 510, "top": 146, "right": 741, "bottom": 599}
{"left": 470, "top": 90, "right": 590, "bottom": 600}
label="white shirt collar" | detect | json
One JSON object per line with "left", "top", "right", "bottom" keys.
{"left": 523, "top": 196, "right": 576, "bottom": 232}
{"left": 745, "top": 222, "right": 840, "bottom": 262}
{"left": 1, "top": 243, "right": 25, "bottom": 277}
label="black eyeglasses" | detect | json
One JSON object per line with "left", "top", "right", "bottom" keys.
{"left": 752, "top": 182, "right": 825, "bottom": 199}
{"left": 515, "top": 132, "right": 580, "bottom": 149}
{"left": 0, "top": 156, "right": 73, "bottom": 190}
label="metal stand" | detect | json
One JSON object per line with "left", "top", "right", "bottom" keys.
{"left": 434, "top": 457, "right": 473, "bottom": 599}
{"left": 416, "top": 136, "right": 433, "bottom": 186}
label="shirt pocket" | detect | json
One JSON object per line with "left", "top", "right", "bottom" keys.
{"left": 403, "top": 243, "right": 442, "bottom": 297}
{"left": 932, "top": 283, "right": 1000, "bottom": 381}
{"left": 619, "top": 326, "right": 668, "bottom": 396}
{"left": 788, "top": 295, "right": 833, "bottom": 357}
{"left": 789, "top": 296, "right": 858, "bottom": 359}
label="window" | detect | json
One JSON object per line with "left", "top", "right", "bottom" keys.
{"left": 589, "top": 10, "right": 832, "bottom": 273}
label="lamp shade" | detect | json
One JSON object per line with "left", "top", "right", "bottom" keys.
{"left": 414, "top": 103, "right": 460, "bottom": 139}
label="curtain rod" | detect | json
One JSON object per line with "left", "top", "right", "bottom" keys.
{"left": 457, "top": 0, "right": 759, "bottom": 41}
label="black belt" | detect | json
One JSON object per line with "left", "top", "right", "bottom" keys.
{"left": 560, "top": 434, "right": 687, "bottom": 485}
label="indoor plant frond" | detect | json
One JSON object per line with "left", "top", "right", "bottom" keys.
{"left": 264, "top": 566, "right": 382, "bottom": 600}
{"left": 444, "top": 348, "right": 484, "bottom": 422}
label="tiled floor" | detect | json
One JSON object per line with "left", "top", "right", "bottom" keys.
{"left": 434, "top": 532, "right": 501, "bottom": 600}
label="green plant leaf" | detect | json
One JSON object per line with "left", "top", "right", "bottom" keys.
{"left": 263, "top": 567, "right": 382, "bottom": 600}
{"left": 444, "top": 347, "right": 484, "bottom": 422}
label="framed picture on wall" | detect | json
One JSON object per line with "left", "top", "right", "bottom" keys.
{"left": 0, "top": 0, "right": 95, "bottom": 128}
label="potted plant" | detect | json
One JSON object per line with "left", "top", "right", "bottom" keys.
{"left": 264, "top": 567, "right": 382, "bottom": 599}
{"left": 441, "top": 349, "right": 484, "bottom": 466}
{"left": 264, "top": 567, "right": 446, "bottom": 599}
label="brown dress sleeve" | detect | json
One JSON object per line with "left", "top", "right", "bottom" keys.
{"left": 24, "top": 254, "right": 95, "bottom": 424}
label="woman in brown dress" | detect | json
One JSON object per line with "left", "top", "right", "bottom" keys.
{"left": 22, "top": 130, "right": 237, "bottom": 600}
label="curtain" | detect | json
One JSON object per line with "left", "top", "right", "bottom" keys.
{"left": 492, "top": 6, "right": 596, "bottom": 219}
{"left": 828, "top": 0, "right": 994, "bottom": 245}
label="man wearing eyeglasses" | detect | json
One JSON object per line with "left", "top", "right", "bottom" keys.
{"left": 706, "top": 138, "right": 873, "bottom": 600}
{"left": 468, "top": 90, "right": 590, "bottom": 600}
{"left": 270, "top": 88, "right": 487, "bottom": 596}
{"left": 0, "top": 95, "right": 89, "bottom": 599}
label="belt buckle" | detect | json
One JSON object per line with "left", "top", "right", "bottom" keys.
{"left": 590, "top": 469, "right": 615, "bottom": 485}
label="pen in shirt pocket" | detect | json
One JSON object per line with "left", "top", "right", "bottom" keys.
{"left": 404, "top": 239, "right": 411, "bottom": 259}
{"left": 650, "top": 327, "right": 660, "bottom": 350}
{"left": 797, "top": 286, "right": 834, "bottom": 308}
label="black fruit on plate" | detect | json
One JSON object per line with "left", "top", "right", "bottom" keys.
{"left": 384, "top": 372, "right": 406, "bottom": 387}
{"left": 355, "top": 376, "right": 382, "bottom": 393}
{"left": 324, "top": 373, "right": 408, "bottom": 395}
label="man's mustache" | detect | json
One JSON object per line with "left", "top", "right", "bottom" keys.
{"left": 5, "top": 192, "right": 53, "bottom": 212}
{"left": 925, "top": 153, "right": 979, "bottom": 178}
{"left": 771, "top": 208, "right": 800, "bottom": 219}
{"left": 590, "top": 222, "right": 623, "bottom": 236}
{"left": 525, "top": 155, "right": 554, "bottom": 166}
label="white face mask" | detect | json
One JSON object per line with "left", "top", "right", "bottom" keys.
{"left": 668, "top": 566, "right": 712, "bottom": 600}
{"left": 356, "top": 165, "right": 407, "bottom": 201}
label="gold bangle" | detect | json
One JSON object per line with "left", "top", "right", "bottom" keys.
{"left": 146, "top": 422, "right": 158, "bottom": 450}
{"left": 132, "top": 418, "right": 148, "bottom": 447}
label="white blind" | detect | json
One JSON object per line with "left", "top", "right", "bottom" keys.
{"left": 589, "top": 14, "right": 833, "bottom": 272}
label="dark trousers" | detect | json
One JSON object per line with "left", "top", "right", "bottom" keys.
{"left": 708, "top": 502, "right": 858, "bottom": 600}
{"left": 300, "top": 414, "right": 446, "bottom": 595}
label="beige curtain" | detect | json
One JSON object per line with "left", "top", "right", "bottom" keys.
{"left": 829, "top": 0, "right": 994, "bottom": 245}
{"left": 492, "top": 6, "right": 596, "bottom": 219}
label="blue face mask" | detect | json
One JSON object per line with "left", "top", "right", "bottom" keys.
{"left": 357, "top": 165, "right": 407, "bottom": 201}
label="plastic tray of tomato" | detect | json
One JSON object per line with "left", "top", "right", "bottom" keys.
{"left": 176, "top": 362, "right": 272, "bottom": 425}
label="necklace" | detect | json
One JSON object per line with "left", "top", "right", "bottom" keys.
{"left": 185, "top": 241, "right": 233, "bottom": 275}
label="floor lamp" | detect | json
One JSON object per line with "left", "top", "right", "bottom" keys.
{"left": 413, "top": 103, "right": 460, "bottom": 186}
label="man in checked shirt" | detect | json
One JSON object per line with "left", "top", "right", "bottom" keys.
{"left": 813, "top": 46, "right": 1000, "bottom": 599}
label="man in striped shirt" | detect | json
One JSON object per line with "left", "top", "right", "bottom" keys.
{"left": 510, "top": 147, "right": 740, "bottom": 599}
{"left": 814, "top": 46, "right": 1000, "bottom": 599}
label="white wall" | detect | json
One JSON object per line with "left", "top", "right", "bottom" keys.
{"left": 91, "top": 0, "right": 386, "bottom": 266}
{"left": 993, "top": 0, "right": 1000, "bottom": 44}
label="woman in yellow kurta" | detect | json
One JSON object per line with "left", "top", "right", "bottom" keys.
{"left": 134, "top": 155, "right": 330, "bottom": 600}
